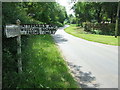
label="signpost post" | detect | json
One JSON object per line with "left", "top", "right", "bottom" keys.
{"left": 16, "top": 19, "right": 22, "bottom": 73}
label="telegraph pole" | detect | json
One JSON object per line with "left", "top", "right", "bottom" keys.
{"left": 115, "top": 1, "right": 120, "bottom": 38}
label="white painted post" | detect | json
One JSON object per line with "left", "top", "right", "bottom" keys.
{"left": 16, "top": 19, "right": 22, "bottom": 73}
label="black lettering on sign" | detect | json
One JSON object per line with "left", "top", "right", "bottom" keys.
{"left": 5, "top": 24, "right": 58, "bottom": 38}
{"left": 20, "top": 24, "right": 58, "bottom": 35}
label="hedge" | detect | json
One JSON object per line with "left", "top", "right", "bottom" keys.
{"left": 83, "top": 22, "right": 120, "bottom": 36}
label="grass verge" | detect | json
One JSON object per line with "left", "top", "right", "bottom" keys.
{"left": 65, "top": 24, "right": 119, "bottom": 46}
{"left": 19, "top": 35, "right": 79, "bottom": 88}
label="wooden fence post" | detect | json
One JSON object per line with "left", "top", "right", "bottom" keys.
{"left": 16, "top": 19, "right": 22, "bottom": 73}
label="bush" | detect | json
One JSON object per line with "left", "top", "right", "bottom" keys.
{"left": 2, "top": 37, "right": 18, "bottom": 88}
{"left": 91, "top": 29, "right": 102, "bottom": 34}
{"left": 83, "top": 22, "right": 93, "bottom": 32}
{"left": 83, "top": 22, "right": 117, "bottom": 36}
{"left": 2, "top": 35, "right": 30, "bottom": 88}
{"left": 54, "top": 22, "right": 64, "bottom": 27}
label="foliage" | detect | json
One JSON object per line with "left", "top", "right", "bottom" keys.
{"left": 83, "top": 22, "right": 117, "bottom": 35}
{"left": 20, "top": 35, "right": 78, "bottom": 88}
{"left": 2, "top": 3, "right": 42, "bottom": 25}
{"left": 68, "top": 14, "right": 76, "bottom": 24}
{"left": 72, "top": 2, "right": 119, "bottom": 36}
{"left": 73, "top": 2, "right": 118, "bottom": 24}
{"left": 2, "top": 2, "right": 67, "bottom": 26}
{"left": 3, "top": 35, "right": 79, "bottom": 88}
{"left": 3, "top": 37, "right": 18, "bottom": 88}
{"left": 2, "top": 2, "right": 70, "bottom": 88}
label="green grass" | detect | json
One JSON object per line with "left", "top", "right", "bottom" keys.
{"left": 19, "top": 35, "right": 79, "bottom": 88}
{"left": 65, "top": 24, "right": 119, "bottom": 46}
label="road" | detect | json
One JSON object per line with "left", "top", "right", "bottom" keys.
{"left": 52, "top": 25, "right": 118, "bottom": 88}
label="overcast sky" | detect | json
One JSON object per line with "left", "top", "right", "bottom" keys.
{"left": 57, "top": 0, "right": 76, "bottom": 16}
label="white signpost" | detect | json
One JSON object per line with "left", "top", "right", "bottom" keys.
{"left": 5, "top": 19, "right": 58, "bottom": 74}
{"left": 5, "top": 19, "right": 22, "bottom": 74}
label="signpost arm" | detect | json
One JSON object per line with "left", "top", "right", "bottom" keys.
{"left": 16, "top": 19, "right": 22, "bottom": 73}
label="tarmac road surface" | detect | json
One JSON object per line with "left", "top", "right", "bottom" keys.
{"left": 52, "top": 25, "right": 118, "bottom": 88}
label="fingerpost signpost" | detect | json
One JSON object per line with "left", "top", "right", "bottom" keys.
{"left": 5, "top": 19, "right": 58, "bottom": 74}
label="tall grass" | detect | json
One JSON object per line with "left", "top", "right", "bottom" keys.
{"left": 19, "top": 35, "right": 79, "bottom": 88}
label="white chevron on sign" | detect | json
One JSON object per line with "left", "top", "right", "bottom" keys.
{"left": 5, "top": 25, "right": 20, "bottom": 38}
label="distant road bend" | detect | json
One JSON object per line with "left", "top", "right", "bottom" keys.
{"left": 52, "top": 25, "right": 118, "bottom": 88}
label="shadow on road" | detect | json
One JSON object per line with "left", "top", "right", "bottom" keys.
{"left": 53, "top": 34, "right": 68, "bottom": 44}
{"left": 67, "top": 62, "right": 100, "bottom": 88}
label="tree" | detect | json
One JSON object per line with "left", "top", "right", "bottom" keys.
{"left": 72, "top": 2, "right": 118, "bottom": 24}
{"left": 2, "top": 2, "right": 67, "bottom": 26}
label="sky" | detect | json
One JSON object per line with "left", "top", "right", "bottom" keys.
{"left": 57, "top": 0, "right": 76, "bottom": 16}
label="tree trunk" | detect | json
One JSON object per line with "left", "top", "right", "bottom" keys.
{"left": 97, "top": 6, "right": 102, "bottom": 23}
{"left": 115, "top": 1, "right": 120, "bottom": 38}
{"left": 110, "top": 10, "right": 114, "bottom": 23}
